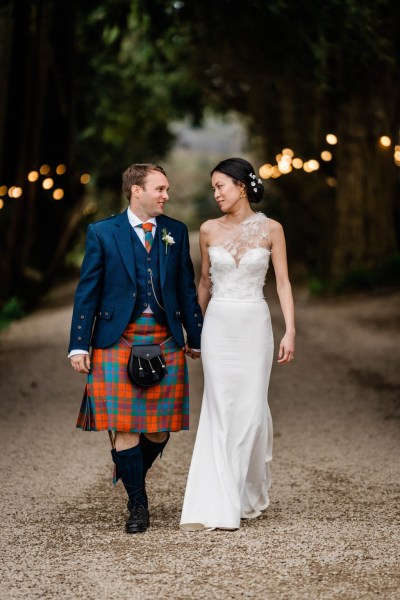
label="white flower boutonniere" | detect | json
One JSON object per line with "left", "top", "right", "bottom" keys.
{"left": 161, "top": 228, "right": 175, "bottom": 254}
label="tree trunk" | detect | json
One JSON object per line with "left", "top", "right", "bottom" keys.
{"left": 331, "top": 93, "right": 397, "bottom": 278}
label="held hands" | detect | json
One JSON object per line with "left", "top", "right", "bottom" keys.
{"left": 70, "top": 354, "right": 91, "bottom": 373}
{"left": 184, "top": 343, "right": 201, "bottom": 360}
{"left": 277, "top": 332, "right": 295, "bottom": 365}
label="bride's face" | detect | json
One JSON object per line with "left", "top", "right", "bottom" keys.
{"left": 211, "top": 172, "right": 244, "bottom": 213}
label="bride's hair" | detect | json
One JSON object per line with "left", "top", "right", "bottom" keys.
{"left": 210, "top": 157, "right": 264, "bottom": 204}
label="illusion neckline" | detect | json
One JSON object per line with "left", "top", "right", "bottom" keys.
{"left": 208, "top": 246, "right": 271, "bottom": 269}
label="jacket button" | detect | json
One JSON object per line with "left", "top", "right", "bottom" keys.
{"left": 147, "top": 268, "right": 151, "bottom": 273}
{"left": 194, "top": 313, "right": 198, "bottom": 317}
{"left": 99, "top": 312, "right": 102, "bottom": 316}
{"left": 133, "top": 292, "right": 136, "bottom": 297}
{"left": 78, "top": 336, "right": 82, "bottom": 341}
{"left": 148, "top": 292, "right": 152, "bottom": 296}
{"left": 147, "top": 257, "right": 151, "bottom": 262}
{"left": 143, "top": 303, "right": 147, "bottom": 307}
{"left": 78, "top": 325, "right": 82, "bottom": 330}
{"left": 198, "top": 323, "right": 202, "bottom": 327}
{"left": 80, "top": 315, "right": 84, "bottom": 319}
{"left": 105, "top": 312, "right": 109, "bottom": 316}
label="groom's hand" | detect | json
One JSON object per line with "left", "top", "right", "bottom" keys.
{"left": 184, "top": 344, "right": 201, "bottom": 359}
{"left": 70, "top": 354, "right": 91, "bottom": 373}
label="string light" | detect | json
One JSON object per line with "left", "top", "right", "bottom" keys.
{"left": 80, "top": 174, "right": 91, "bottom": 184}
{"left": 282, "top": 148, "right": 294, "bottom": 157}
{"left": 53, "top": 189, "right": 64, "bottom": 200}
{"left": 326, "top": 134, "right": 338, "bottom": 145}
{"left": 326, "top": 177, "right": 337, "bottom": 187}
{"left": 28, "top": 171, "right": 39, "bottom": 182}
{"left": 0, "top": 199, "right": 4, "bottom": 209}
{"left": 8, "top": 186, "right": 23, "bottom": 198}
{"left": 379, "top": 136, "right": 391, "bottom": 147}
{"left": 259, "top": 164, "right": 272, "bottom": 179}
{"left": 0, "top": 185, "right": 7, "bottom": 195}
{"left": 40, "top": 164, "right": 51, "bottom": 175}
{"left": 292, "top": 158, "right": 303, "bottom": 169}
{"left": 278, "top": 160, "right": 292, "bottom": 174}
{"left": 308, "top": 160, "right": 320, "bottom": 171}
{"left": 56, "top": 164, "right": 66, "bottom": 175}
{"left": 42, "top": 178, "right": 54, "bottom": 190}
{"left": 321, "top": 151, "right": 332, "bottom": 161}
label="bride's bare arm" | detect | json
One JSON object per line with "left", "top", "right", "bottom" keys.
{"left": 269, "top": 220, "right": 295, "bottom": 364}
{"left": 198, "top": 222, "right": 213, "bottom": 315}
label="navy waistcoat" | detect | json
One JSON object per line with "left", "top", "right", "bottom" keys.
{"left": 130, "top": 228, "right": 166, "bottom": 324}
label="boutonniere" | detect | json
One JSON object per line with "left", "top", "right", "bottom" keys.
{"left": 161, "top": 228, "right": 175, "bottom": 254}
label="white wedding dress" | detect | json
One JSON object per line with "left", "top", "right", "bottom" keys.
{"left": 180, "top": 213, "right": 274, "bottom": 530}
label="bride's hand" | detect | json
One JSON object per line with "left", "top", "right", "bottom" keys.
{"left": 277, "top": 332, "right": 295, "bottom": 364}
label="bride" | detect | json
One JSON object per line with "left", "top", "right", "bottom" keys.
{"left": 180, "top": 157, "right": 295, "bottom": 531}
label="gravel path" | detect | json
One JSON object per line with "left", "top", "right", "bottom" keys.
{"left": 1, "top": 245, "right": 399, "bottom": 599}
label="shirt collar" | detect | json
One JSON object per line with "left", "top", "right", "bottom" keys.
{"left": 127, "top": 207, "right": 157, "bottom": 229}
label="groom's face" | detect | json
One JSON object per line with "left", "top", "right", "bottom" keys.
{"left": 130, "top": 170, "right": 170, "bottom": 220}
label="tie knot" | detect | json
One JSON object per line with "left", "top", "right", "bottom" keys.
{"left": 141, "top": 222, "right": 153, "bottom": 233}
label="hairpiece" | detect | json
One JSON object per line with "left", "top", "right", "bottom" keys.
{"left": 249, "top": 172, "right": 263, "bottom": 192}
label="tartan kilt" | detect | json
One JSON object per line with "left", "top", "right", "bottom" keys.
{"left": 76, "top": 314, "right": 189, "bottom": 433}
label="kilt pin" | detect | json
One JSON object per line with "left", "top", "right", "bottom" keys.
{"left": 68, "top": 208, "right": 203, "bottom": 532}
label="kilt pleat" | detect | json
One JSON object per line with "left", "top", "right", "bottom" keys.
{"left": 76, "top": 314, "right": 189, "bottom": 433}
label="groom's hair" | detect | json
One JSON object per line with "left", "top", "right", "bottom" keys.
{"left": 122, "top": 163, "right": 167, "bottom": 200}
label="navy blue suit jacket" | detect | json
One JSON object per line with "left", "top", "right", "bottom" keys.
{"left": 68, "top": 210, "right": 203, "bottom": 352}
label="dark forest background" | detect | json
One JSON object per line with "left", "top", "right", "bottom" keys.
{"left": 1, "top": 0, "right": 400, "bottom": 315}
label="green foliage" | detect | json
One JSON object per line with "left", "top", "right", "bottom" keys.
{"left": 75, "top": 1, "right": 204, "bottom": 192}
{"left": 334, "top": 255, "right": 400, "bottom": 293}
{"left": 309, "top": 254, "right": 400, "bottom": 295}
{"left": 0, "top": 297, "right": 25, "bottom": 330}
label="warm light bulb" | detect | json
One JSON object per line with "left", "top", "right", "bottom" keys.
{"left": 56, "top": 164, "right": 67, "bottom": 175}
{"left": 0, "top": 185, "right": 7, "bottom": 195}
{"left": 321, "top": 151, "right": 332, "bottom": 161}
{"left": 80, "top": 173, "right": 91, "bottom": 184}
{"left": 42, "top": 178, "right": 54, "bottom": 190}
{"left": 0, "top": 199, "right": 4, "bottom": 209}
{"left": 308, "top": 160, "right": 320, "bottom": 171}
{"left": 270, "top": 166, "right": 281, "bottom": 178}
{"left": 53, "top": 189, "right": 64, "bottom": 200}
{"left": 379, "top": 135, "right": 391, "bottom": 147}
{"left": 40, "top": 164, "right": 51, "bottom": 175}
{"left": 259, "top": 164, "right": 272, "bottom": 179}
{"left": 303, "top": 162, "right": 313, "bottom": 173}
{"left": 326, "top": 134, "right": 338, "bottom": 145}
{"left": 282, "top": 148, "right": 294, "bottom": 157}
{"left": 28, "top": 171, "right": 39, "bottom": 182}
{"left": 292, "top": 158, "right": 303, "bottom": 169}
{"left": 13, "top": 187, "right": 23, "bottom": 198}
{"left": 326, "top": 177, "right": 337, "bottom": 187}
{"left": 278, "top": 161, "right": 292, "bottom": 174}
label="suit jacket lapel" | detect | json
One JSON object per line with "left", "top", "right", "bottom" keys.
{"left": 114, "top": 210, "right": 136, "bottom": 284}
{"left": 157, "top": 216, "right": 170, "bottom": 286}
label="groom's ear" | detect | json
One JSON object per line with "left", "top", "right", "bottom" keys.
{"left": 130, "top": 184, "right": 142, "bottom": 199}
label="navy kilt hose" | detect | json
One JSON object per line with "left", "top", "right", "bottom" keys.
{"left": 77, "top": 314, "right": 189, "bottom": 433}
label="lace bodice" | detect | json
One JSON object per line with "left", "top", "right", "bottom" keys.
{"left": 208, "top": 213, "right": 271, "bottom": 300}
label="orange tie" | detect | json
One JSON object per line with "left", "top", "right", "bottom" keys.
{"left": 141, "top": 222, "right": 154, "bottom": 252}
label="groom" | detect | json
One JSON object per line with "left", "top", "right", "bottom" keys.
{"left": 68, "top": 163, "right": 202, "bottom": 533}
